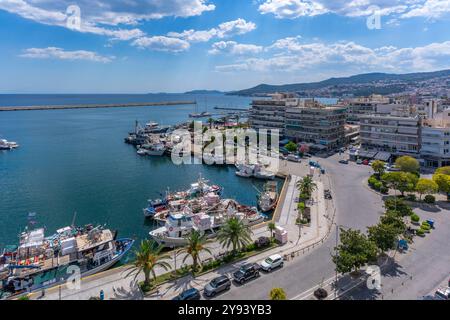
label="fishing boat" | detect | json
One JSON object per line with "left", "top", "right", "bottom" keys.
{"left": 253, "top": 165, "right": 276, "bottom": 180}
{"left": 143, "top": 176, "right": 222, "bottom": 219}
{"left": 0, "top": 139, "right": 19, "bottom": 150}
{"left": 257, "top": 181, "right": 279, "bottom": 212}
{"left": 0, "top": 224, "right": 134, "bottom": 297}
{"left": 138, "top": 143, "right": 166, "bottom": 156}
{"left": 235, "top": 164, "right": 254, "bottom": 178}
{"left": 149, "top": 200, "right": 264, "bottom": 248}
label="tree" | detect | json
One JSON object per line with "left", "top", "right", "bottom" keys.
{"left": 332, "top": 228, "right": 378, "bottom": 274}
{"left": 381, "top": 172, "right": 418, "bottom": 196}
{"left": 435, "top": 166, "right": 450, "bottom": 175}
{"left": 384, "top": 197, "right": 413, "bottom": 217}
{"left": 285, "top": 141, "right": 298, "bottom": 153}
{"left": 217, "top": 217, "right": 253, "bottom": 253}
{"left": 207, "top": 118, "right": 214, "bottom": 129}
{"left": 395, "top": 156, "right": 420, "bottom": 173}
{"left": 125, "top": 240, "right": 172, "bottom": 289}
{"left": 380, "top": 210, "right": 407, "bottom": 235}
{"left": 296, "top": 176, "right": 317, "bottom": 199}
{"left": 415, "top": 178, "right": 438, "bottom": 200}
{"left": 179, "top": 230, "right": 212, "bottom": 272}
{"left": 267, "top": 222, "right": 276, "bottom": 239}
{"left": 269, "top": 288, "right": 287, "bottom": 300}
{"left": 372, "top": 160, "right": 386, "bottom": 178}
{"left": 368, "top": 223, "right": 399, "bottom": 253}
{"left": 433, "top": 173, "right": 450, "bottom": 199}
{"left": 299, "top": 144, "right": 309, "bottom": 155}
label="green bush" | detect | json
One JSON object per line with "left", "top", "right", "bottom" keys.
{"left": 421, "top": 222, "right": 431, "bottom": 230}
{"left": 416, "top": 229, "right": 425, "bottom": 237}
{"left": 420, "top": 226, "right": 430, "bottom": 234}
{"left": 406, "top": 194, "right": 417, "bottom": 201}
{"left": 380, "top": 186, "right": 389, "bottom": 194}
{"left": 410, "top": 214, "right": 420, "bottom": 223}
{"left": 424, "top": 195, "right": 436, "bottom": 204}
{"left": 246, "top": 243, "right": 257, "bottom": 252}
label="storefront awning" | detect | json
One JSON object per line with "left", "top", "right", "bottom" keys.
{"left": 374, "top": 152, "right": 391, "bottom": 162}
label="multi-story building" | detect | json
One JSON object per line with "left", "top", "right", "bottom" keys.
{"left": 359, "top": 114, "right": 422, "bottom": 158}
{"left": 249, "top": 93, "right": 296, "bottom": 136}
{"left": 285, "top": 100, "right": 347, "bottom": 151}
{"left": 421, "top": 110, "right": 450, "bottom": 168}
{"left": 249, "top": 94, "right": 347, "bottom": 151}
{"left": 344, "top": 94, "right": 391, "bottom": 123}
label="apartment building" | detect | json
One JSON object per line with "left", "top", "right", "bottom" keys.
{"left": 359, "top": 114, "right": 422, "bottom": 158}
{"left": 249, "top": 93, "right": 297, "bottom": 136}
{"left": 345, "top": 94, "right": 391, "bottom": 123}
{"left": 421, "top": 110, "right": 450, "bottom": 168}
{"left": 285, "top": 100, "right": 347, "bottom": 151}
{"left": 249, "top": 94, "right": 347, "bottom": 151}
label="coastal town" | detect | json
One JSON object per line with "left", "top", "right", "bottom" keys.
{"left": 1, "top": 0, "right": 450, "bottom": 307}
{"left": 1, "top": 90, "right": 449, "bottom": 301}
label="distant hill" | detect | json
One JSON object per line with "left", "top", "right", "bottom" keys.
{"left": 184, "top": 90, "right": 224, "bottom": 95}
{"left": 229, "top": 70, "right": 450, "bottom": 96}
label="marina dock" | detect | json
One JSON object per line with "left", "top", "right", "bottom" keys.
{"left": 0, "top": 101, "right": 196, "bottom": 112}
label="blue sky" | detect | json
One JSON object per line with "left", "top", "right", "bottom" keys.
{"left": 0, "top": 0, "right": 449, "bottom": 93}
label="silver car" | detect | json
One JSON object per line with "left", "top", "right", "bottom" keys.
{"left": 259, "top": 254, "right": 284, "bottom": 272}
{"left": 204, "top": 275, "right": 231, "bottom": 297}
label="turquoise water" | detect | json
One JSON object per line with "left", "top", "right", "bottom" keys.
{"left": 0, "top": 94, "right": 275, "bottom": 249}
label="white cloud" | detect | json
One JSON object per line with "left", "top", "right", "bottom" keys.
{"left": 20, "top": 47, "right": 114, "bottom": 63}
{"left": 209, "top": 41, "right": 263, "bottom": 55}
{"left": 168, "top": 19, "right": 257, "bottom": 43}
{"left": 259, "top": 0, "right": 328, "bottom": 19}
{"left": 0, "top": 0, "right": 215, "bottom": 40}
{"left": 257, "top": 0, "right": 450, "bottom": 20}
{"left": 216, "top": 37, "right": 450, "bottom": 74}
{"left": 131, "top": 36, "right": 191, "bottom": 53}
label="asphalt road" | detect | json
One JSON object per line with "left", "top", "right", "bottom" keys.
{"left": 216, "top": 155, "right": 384, "bottom": 300}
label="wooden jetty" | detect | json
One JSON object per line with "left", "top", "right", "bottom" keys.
{"left": 0, "top": 101, "right": 196, "bottom": 112}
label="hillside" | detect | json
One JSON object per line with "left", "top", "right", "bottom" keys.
{"left": 229, "top": 70, "right": 450, "bottom": 97}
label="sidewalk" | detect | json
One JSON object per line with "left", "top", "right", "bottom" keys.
{"left": 32, "top": 170, "right": 334, "bottom": 300}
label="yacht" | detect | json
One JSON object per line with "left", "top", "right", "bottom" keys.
{"left": 0, "top": 139, "right": 19, "bottom": 150}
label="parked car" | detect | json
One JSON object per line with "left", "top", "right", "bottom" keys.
{"left": 259, "top": 254, "right": 284, "bottom": 272}
{"left": 255, "top": 236, "right": 271, "bottom": 248}
{"left": 339, "top": 159, "right": 349, "bottom": 165}
{"left": 304, "top": 153, "right": 313, "bottom": 158}
{"left": 204, "top": 275, "right": 231, "bottom": 297}
{"left": 287, "top": 154, "right": 301, "bottom": 162}
{"left": 362, "top": 159, "right": 370, "bottom": 166}
{"left": 356, "top": 159, "right": 363, "bottom": 165}
{"left": 172, "top": 288, "right": 201, "bottom": 300}
{"left": 233, "top": 263, "right": 260, "bottom": 284}
{"left": 434, "top": 287, "right": 450, "bottom": 300}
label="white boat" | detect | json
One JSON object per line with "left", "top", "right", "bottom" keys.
{"left": 253, "top": 165, "right": 275, "bottom": 180}
{"left": 149, "top": 200, "right": 264, "bottom": 248}
{"left": 139, "top": 143, "right": 166, "bottom": 156}
{"left": 0, "top": 139, "right": 19, "bottom": 150}
{"left": 235, "top": 164, "right": 254, "bottom": 178}
{"left": 258, "top": 182, "right": 279, "bottom": 212}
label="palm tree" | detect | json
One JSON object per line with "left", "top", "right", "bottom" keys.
{"left": 269, "top": 288, "right": 287, "bottom": 300}
{"left": 267, "top": 222, "right": 276, "bottom": 239}
{"left": 217, "top": 217, "right": 253, "bottom": 254}
{"left": 125, "top": 240, "right": 171, "bottom": 289}
{"left": 208, "top": 117, "right": 214, "bottom": 129}
{"left": 178, "top": 230, "right": 212, "bottom": 272}
{"left": 296, "top": 176, "right": 317, "bottom": 199}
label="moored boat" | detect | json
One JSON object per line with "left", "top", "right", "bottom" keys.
{"left": 0, "top": 224, "right": 134, "bottom": 297}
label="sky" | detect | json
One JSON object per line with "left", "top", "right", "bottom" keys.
{"left": 0, "top": 0, "right": 449, "bottom": 93}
